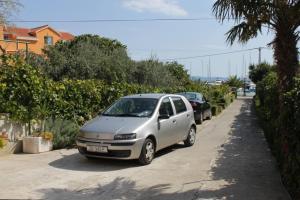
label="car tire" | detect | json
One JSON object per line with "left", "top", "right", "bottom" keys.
{"left": 184, "top": 126, "right": 196, "bottom": 147}
{"left": 85, "top": 156, "right": 96, "bottom": 160}
{"left": 196, "top": 112, "right": 203, "bottom": 124}
{"left": 138, "top": 138, "right": 155, "bottom": 165}
{"left": 207, "top": 110, "right": 212, "bottom": 120}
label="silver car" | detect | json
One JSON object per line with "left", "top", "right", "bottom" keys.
{"left": 76, "top": 93, "right": 196, "bottom": 165}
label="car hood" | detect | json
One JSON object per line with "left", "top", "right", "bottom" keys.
{"left": 79, "top": 116, "right": 150, "bottom": 140}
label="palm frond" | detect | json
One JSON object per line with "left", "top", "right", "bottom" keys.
{"left": 226, "top": 22, "right": 261, "bottom": 45}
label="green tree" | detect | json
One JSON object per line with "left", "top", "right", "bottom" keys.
{"left": 212, "top": 0, "right": 299, "bottom": 94}
{"left": 249, "top": 62, "right": 274, "bottom": 84}
{"left": 43, "top": 34, "right": 132, "bottom": 81}
{"left": 166, "top": 61, "right": 191, "bottom": 86}
{"left": 0, "top": 0, "right": 21, "bottom": 24}
{"left": 213, "top": 1, "right": 300, "bottom": 197}
{"left": 226, "top": 75, "right": 243, "bottom": 88}
{"left": 0, "top": 54, "right": 46, "bottom": 135}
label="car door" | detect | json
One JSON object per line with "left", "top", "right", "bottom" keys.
{"left": 157, "top": 97, "right": 177, "bottom": 149}
{"left": 171, "top": 96, "right": 190, "bottom": 142}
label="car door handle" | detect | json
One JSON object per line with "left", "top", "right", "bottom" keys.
{"left": 172, "top": 119, "right": 176, "bottom": 123}
{"left": 187, "top": 114, "right": 190, "bottom": 117}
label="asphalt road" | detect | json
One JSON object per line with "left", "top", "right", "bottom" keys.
{"left": 0, "top": 97, "right": 290, "bottom": 200}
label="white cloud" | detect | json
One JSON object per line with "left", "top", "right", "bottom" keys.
{"left": 122, "top": 0, "right": 188, "bottom": 17}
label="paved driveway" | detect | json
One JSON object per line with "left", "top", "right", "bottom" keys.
{"left": 0, "top": 97, "right": 290, "bottom": 200}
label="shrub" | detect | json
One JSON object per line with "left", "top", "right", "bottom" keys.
{"left": 44, "top": 118, "right": 79, "bottom": 149}
{"left": 0, "top": 138, "right": 7, "bottom": 149}
{"left": 255, "top": 71, "right": 300, "bottom": 198}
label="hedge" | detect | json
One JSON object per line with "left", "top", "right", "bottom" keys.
{"left": 255, "top": 72, "right": 300, "bottom": 199}
{"left": 0, "top": 55, "right": 234, "bottom": 149}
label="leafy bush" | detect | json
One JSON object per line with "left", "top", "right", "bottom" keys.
{"left": 211, "top": 105, "right": 223, "bottom": 116}
{"left": 44, "top": 118, "right": 79, "bottom": 149}
{"left": 0, "top": 54, "right": 234, "bottom": 149}
{"left": 0, "top": 54, "right": 48, "bottom": 135}
{"left": 225, "top": 75, "right": 243, "bottom": 88}
{"left": 0, "top": 138, "right": 7, "bottom": 149}
{"left": 254, "top": 70, "right": 300, "bottom": 198}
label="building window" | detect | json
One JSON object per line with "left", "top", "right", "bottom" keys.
{"left": 4, "top": 35, "right": 9, "bottom": 40}
{"left": 44, "top": 36, "right": 53, "bottom": 46}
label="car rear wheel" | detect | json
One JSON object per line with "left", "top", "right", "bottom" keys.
{"left": 138, "top": 138, "right": 155, "bottom": 165}
{"left": 196, "top": 112, "right": 203, "bottom": 124}
{"left": 184, "top": 126, "right": 196, "bottom": 147}
{"left": 207, "top": 110, "right": 212, "bottom": 120}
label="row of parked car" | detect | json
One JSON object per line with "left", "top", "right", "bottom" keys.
{"left": 76, "top": 92, "right": 212, "bottom": 165}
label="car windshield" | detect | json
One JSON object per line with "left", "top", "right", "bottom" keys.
{"left": 102, "top": 98, "right": 158, "bottom": 117}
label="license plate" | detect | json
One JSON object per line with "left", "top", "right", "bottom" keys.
{"left": 87, "top": 145, "right": 108, "bottom": 153}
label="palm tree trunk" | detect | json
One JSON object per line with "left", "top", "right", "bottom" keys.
{"left": 274, "top": 25, "right": 299, "bottom": 94}
{"left": 273, "top": 23, "right": 299, "bottom": 189}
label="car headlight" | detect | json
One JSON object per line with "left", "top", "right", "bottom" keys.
{"left": 114, "top": 133, "right": 136, "bottom": 140}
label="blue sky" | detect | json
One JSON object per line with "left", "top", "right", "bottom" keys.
{"left": 12, "top": 0, "right": 275, "bottom": 78}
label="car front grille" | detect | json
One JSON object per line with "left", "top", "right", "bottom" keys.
{"left": 77, "top": 138, "right": 135, "bottom": 146}
{"left": 78, "top": 147, "right": 131, "bottom": 158}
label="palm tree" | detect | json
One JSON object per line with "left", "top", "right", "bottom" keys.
{"left": 212, "top": 0, "right": 299, "bottom": 94}
{"left": 212, "top": 1, "right": 300, "bottom": 197}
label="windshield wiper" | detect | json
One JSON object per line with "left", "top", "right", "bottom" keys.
{"left": 115, "top": 113, "right": 140, "bottom": 117}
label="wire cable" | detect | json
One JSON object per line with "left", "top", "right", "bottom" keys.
{"left": 161, "top": 47, "right": 267, "bottom": 61}
{"left": 7, "top": 18, "right": 219, "bottom": 23}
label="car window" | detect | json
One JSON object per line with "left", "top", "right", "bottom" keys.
{"left": 159, "top": 97, "right": 174, "bottom": 116}
{"left": 180, "top": 93, "right": 197, "bottom": 100}
{"left": 171, "top": 97, "right": 187, "bottom": 114}
{"left": 103, "top": 98, "right": 158, "bottom": 117}
{"left": 196, "top": 93, "right": 203, "bottom": 101}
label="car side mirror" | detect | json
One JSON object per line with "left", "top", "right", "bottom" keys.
{"left": 158, "top": 114, "right": 170, "bottom": 120}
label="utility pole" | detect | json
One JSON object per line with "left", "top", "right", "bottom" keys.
{"left": 258, "top": 47, "right": 262, "bottom": 64}
{"left": 228, "top": 60, "right": 231, "bottom": 78}
{"left": 208, "top": 56, "right": 211, "bottom": 82}
{"left": 189, "top": 62, "right": 192, "bottom": 77}
{"left": 243, "top": 55, "right": 246, "bottom": 96}
{"left": 201, "top": 60, "right": 204, "bottom": 81}
{"left": 25, "top": 42, "right": 29, "bottom": 62}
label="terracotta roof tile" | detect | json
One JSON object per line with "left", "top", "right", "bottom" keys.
{"left": 4, "top": 26, "right": 32, "bottom": 37}
{"left": 4, "top": 25, "right": 74, "bottom": 41}
{"left": 60, "top": 32, "right": 74, "bottom": 41}
{"left": 30, "top": 25, "right": 49, "bottom": 32}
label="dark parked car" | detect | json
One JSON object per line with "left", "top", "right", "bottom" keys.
{"left": 178, "top": 92, "right": 212, "bottom": 124}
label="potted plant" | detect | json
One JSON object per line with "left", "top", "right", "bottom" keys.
{"left": 0, "top": 130, "right": 8, "bottom": 149}
{"left": 23, "top": 131, "right": 53, "bottom": 153}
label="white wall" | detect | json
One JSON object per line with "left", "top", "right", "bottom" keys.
{"left": 0, "top": 113, "right": 26, "bottom": 142}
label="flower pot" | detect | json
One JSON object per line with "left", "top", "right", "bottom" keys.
{"left": 23, "top": 136, "right": 53, "bottom": 153}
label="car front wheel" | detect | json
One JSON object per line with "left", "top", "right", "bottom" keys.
{"left": 138, "top": 138, "right": 155, "bottom": 165}
{"left": 184, "top": 126, "right": 196, "bottom": 147}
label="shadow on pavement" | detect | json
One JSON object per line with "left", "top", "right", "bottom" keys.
{"left": 48, "top": 153, "right": 140, "bottom": 172}
{"left": 49, "top": 144, "right": 186, "bottom": 172}
{"left": 43, "top": 98, "right": 289, "bottom": 199}
{"left": 201, "top": 98, "right": 289, "bottom": 200}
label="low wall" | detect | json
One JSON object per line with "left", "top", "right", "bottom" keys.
{"left": 0, "top": 113, "right": 26, "bottom": 154}
{"left": 0, "top": 113, "right": 26, "bottom": 141}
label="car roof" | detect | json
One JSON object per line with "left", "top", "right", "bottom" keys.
{"left": 123, "top": 93, "right": 183, "bottom": 99}
{"left": 177, "top": 92, "right": 203, "bottom": 95}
